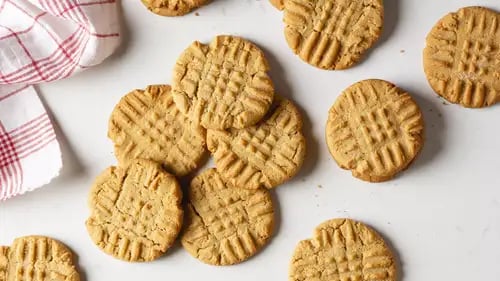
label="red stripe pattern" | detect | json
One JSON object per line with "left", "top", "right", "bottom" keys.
{"left": 0, "top": 122, "right": 22, "bottom": 199}
{"left": 0, "top": 0, "right": 120, "bottom": 84}
{"left": 0, "top": 0, "right": 120, "bottom": 199}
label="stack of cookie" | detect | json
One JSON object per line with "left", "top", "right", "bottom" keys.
{"left": 85, "top": 35, "right": 306, "bottom": 265}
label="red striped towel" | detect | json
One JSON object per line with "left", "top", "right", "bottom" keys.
{"left": 0, "top": 0, "right": 120, "bottom": 200}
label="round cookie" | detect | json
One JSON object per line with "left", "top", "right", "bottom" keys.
{"left": 326, "top": 79, "right": 424, "bottom": 182}
{"left": 181, "top": 169, "right": 274, "bottom": 265}
{"left": 207, "top": 96, "right": 306, "bottom": 190}
{"left": 172, "top": 35, "right": 275, "bottom": 130}
{"left": 108, "top": 84, "right": 206, "bottom": 177}
{"left": 283, "top": 0, "right": 384, "bottom": 70}
{"left": 270, "top": 0, "right": 285, "bottom": 10}
{"left": 141, "top": 0, "right": 210, "bottom": 17}
{"left": 0, "top": 236, "right": 80, "bottom": 281}
{"left": 289, "top": 218, "right": 397, "bottom": 281}
{"left": 423, "top": 6, "right": 500, "bottom": 108}
{"left": 86, "top": 160, "right": 183, "bottom": 262}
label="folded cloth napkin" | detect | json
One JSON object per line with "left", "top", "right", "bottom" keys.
{"left": 0, "top": 0, "right": 120, "bottom": 200}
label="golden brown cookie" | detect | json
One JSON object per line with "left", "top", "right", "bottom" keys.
{"left": 207, "top": 97, "right": 306, "bottom": 190}
{"left": 181, "top": 169, "right": 274, "bottom": 265}
{"left": 0, "top": 236, "right": 80, "bottom": 281}
{"left": 172, "top": 35, "right": 275, "bottom": 130}
{"left": 86, "top": 160, "right": 183, "bottom": 262}
{"left": 284, "top": 0, "right": 384, "bottom": 70}
{"left": 108, "top": 84, "right": 206, "bottom": 177}
{"left": 423, "top": 6, "right": 500, "bottom": 108}
{"left": 290, "top": 218, "right": 397, "bottom": 281}
{"left": 326, "top": 79, "right": 424, "bottom": 182}
{"left": 270, "top": 0, "right": 285, "bottom": 10}
{"left": 141, "top": 0, "right": 210, "bottom": 16}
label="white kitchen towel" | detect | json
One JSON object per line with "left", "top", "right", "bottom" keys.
{"left": 0, "top": 0, "right": 120, "bottom": 200}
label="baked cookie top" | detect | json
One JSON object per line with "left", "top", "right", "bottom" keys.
{"left": 108, "top": 84, "right": 206, "bottom": 177}
{"left": 172, "top": 35, "right": 275, "bottom": 130}
{"left": 326, "top": 79, "right": 424, "bottom": 182}
{"left": 284, "top": 0, "right": 384, "bottom": 70}
{"left": 181, "top": 169, "right": 274, "bottom": 265}
{"left": 207, "top": 96, "right": 306, "bottom": 189}
{"left": 86, "top": 160, "right": 183, "bottom": 262}
{"left": 290, "top": 218, "right": 397, "bottom": 281}
{"left": 0, "top": 236, "right": 80, "bottom": 281}
{"left": 141, "top": 0, "right": 210, "bottom": 16}
{"left": 424, "top": 6, "right": 500, "bottom": 108}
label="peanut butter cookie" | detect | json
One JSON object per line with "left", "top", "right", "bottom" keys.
{"left": 208, "top": 96, "right": 306, "bottom": 189}
{"left": 109, "top": 85, "right": 206, "bottom": 177}
{"left": 423, "top": 6, "right": 500, "bottom": 108}
{"left": 326, "top": 79, "right": 424, "bottom": 182}
{"left": 0, "top": 236, "right": 80, "bottom": 281}
{"left": 141, "top": 0, "right": 210, "bottom": 16}
{"left": 86, "top": 160, "right": 183, "bottom": 262}
{"left": 290, "top": 218, "right": 397, "bottom": 281}
{"left": 181, "top": 169, "right": 274, "bottom": 265}
{"left": 284, "top": 0, "right": 384, "bottom": 70}
{"left": 172, "top": 35, "right": 275, "bottom": 130}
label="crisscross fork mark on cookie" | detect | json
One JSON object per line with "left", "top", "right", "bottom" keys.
{"left": 284, "top": 0, "right": 383, "bottom": 69}
{"left": 424, "top": 6, "right": 500, "bottom": 107}
{"left": 290, "top": 219, "right": 396, "bottom": 281}
{"left": 86, "top": 160, "right": 183, "bottom": 262}
{"left": 182, "top": 169, "right": 274, "bottom": 265}
{"left": 109, "top": 85, "right": 206, "bottom": 177}
{"left": 172, "top": 35, "right": 274, "bottom": 129}
{"left": 327, "top": 80, "right": 423, "bottom": 182}
{"left": 0, "top": 236, "right": 80, "bottom": 281}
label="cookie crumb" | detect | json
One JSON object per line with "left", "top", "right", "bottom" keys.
{"left": 400, "top": 49, "right": 405, "bottom": 53}
{"left": 317, "top": 184, "right": 323, "bottom": 188}
{"left": 442, "top": 101, "right": 449, "bottom": 105}
{"left": 195, "top": 12, "right": 199, "bottom": 16}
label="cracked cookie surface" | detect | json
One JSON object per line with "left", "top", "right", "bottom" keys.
{"left": 326, "top": 79, "right": 424, "bottom": 182}
{"left": 172, "top": 35, "right": 275, "bottom": 130}
{"left": 181, "top": 169, "right": 274, "bottom": 265}
{"left": 141, "top": 0, "right": 210, "bottom": 16}
{"left": 290, "top": 218, "right": 396, "bottom": 281}
{"left": 207, "top": 96, "right": 306, "bottom": 189}
{"left": 0, "top": 236, "right": 80, "bottom": 281}
{"left": 423, "top": 6, "right": 500, "bottom": 108}
{"left": 108, "top": 84, "right": 206, "bottom": 177}
{"left": 284, "top": 0, "right": 384, "bottom": 70}
{"left": 86, "top": 159, "right": 183, "bottom": 262}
